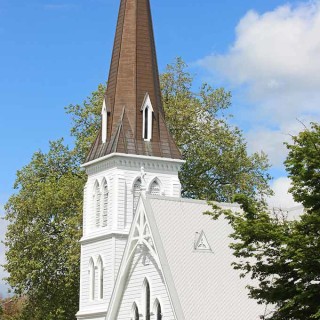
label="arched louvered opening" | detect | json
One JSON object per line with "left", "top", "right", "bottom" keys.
{"left": 144, "top": 106, "right": 149, "bottom": 140}
{"left": 142, "top": 96, "right": 153, "bottom": 142}
{"left": 133, "top": 178, "right": 142, "bottom": 214}
{"left": 143, "top": 279, "right": 151, "bottom": 320}
{"left": 149, "top": 179, "right": 161, "bottom": 196}
{"left": 94, "top": 182, "right": 101, "bottom": 228}
{"left": 97, "top": 256, "right": 104, "bottom": 299}
{"left": 102, "top": 179, "right": 109, "bottom": 227}
{"left": 132, "top": 302, "right": 139, "bottom": 320}
{"left": 89, "top": 258, "right": 95, "bottom": 300}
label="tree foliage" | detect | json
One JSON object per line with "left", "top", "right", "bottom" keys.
{"left": 66, "top": 83, "right": 106, "bottom": 163}
{"left": 4, "top": 140, "right": 85, "bottom": 320}
{"left": 4, "top": 57, "right": 272, "bottom": 319}
{"left": 66, "top": 57, "right": 272, "bottom": 202}
{"left": 0, "top": 296, "right": 26, "bottom": 320}
{"left": 210, "top": 123, "right": 320, "bottom": 319}
{"left": 161, "top": 58, "right": 271, "bottom": 201}
{"left": 285, "top": 122, "right": 320, "bottom": 210}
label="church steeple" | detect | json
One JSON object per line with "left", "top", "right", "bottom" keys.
{"left": 86, "top": 0, "right": 181, "bottom": 163}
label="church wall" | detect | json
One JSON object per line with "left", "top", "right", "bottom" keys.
{"left": 79, "top": 237, "right": 113, "bottom": 310}
{"left": 115, "top": 237, "right": 127, "bottom": 280}
{"left": 79, "top": 155, "right": 182, "bottom": 318}
{"left": 83, "top": 156, "right": 182, "bottom": 234}
{"left": 117, "top": 247, "right": 175, "bottom": 320}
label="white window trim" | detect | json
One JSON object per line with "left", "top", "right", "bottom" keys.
{"left": 89, "top": 258, "right": 95, "bottom": 301}
{"left": 142, "top": 278, "right": 151, "bottom": 320}
{"left": 101, "top": 98, "right": 108, "bottom": 144}
{"left": 131, "top": 302, "right": 140, "bottom": 320}
{"left": 147, "top": 177, "right": 163, "bottom": 196}
{"left": 97, "top": 256, "right": 104, "bottom": 300}
{"left": 102, "top": 179, "right": 109, "bottom": 227}
{"left": 141, "top": 93, "right": 154, "bottom": 142}
{"left": 132, "top": 177, "right": 142, "bottom": 214}
{"left": 93, "top": 182, "right": 101, "bottom": 228}
{"left": 153, "top": 298, "right": 163, "bottom": 320}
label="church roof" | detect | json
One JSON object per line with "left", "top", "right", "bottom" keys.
{"left": 86, "top": 0, "right": 181, "bottom": 163}
{"left": 106, "top": 194, "right": 267, "bottom": 320}
{"left": 147, "top": 196, "right": 265, "bottom": 319}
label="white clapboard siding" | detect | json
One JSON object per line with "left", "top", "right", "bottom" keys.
{"left": 79, "top": 238, "right": 113, "bottom": 309}
{"left": 78, "top": 155, "right": 182, "bottom": 320}
{"left": 117, "top": 247, "right": 175, "bottom": 320}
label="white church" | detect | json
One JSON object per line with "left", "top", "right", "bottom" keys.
{"left": 76, "top": 0, "right": 267, "bottom": 319}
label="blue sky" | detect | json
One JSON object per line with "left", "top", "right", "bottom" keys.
{"left": 1, "top": 0, "right": 320, "bottom": 296}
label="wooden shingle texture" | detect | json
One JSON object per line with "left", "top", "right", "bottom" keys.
{"left": 86, "top": 0, "right": 181, "bottom": 162}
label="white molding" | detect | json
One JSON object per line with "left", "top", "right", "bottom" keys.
{"left": 111, "top": 236, "right": 116, "bottom": 287}
{"left": 105, "top": 195, "right": 185, "bottom": 320}
{"left": 141, "top": 196, "right": 185, "bottom": 320}
{"left": 81, "top": 152, "right": 185, "bottom": 169}
{"left": 76, "top": 309, "right": 107, "bottom": 319}
{"left": 80, "top": 231, "right": 129, "bottom": 244}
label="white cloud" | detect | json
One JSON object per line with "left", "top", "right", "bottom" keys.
{"left": 246, "top": 127, "right": 289, "bottom": 167}
{"left": 198, "top": 1, "right": 320, "bottom": 167}
{"left": 267, "top": 177, "right": 298, "bottom": 208}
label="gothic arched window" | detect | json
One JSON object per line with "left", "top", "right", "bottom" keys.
{"left": 89, "top": 258, "right": 95, "bottom": 300}
{"left": 101, "top": 98, "right": 108, "bottom": 144}
{"left": 133, "top": 178, "right": 142, "bottom": 214}
{"left": 97, "top": 256, "right": 104, "bottom": 299}
{"left": 155, "top": 300, "right": 162, "bottom": 320}
{"left": 149, "top": 180, "right": 160, "bottom": 196}
{"left": 132, "top": 302, "right": 139, "bottom": 320}
{"left": 144, "top": 106, "right": 149, "bottom": 140}
{"left": 144, "top": 279, "right": 151, "bottom": 320}
{"left": 94, "top": 182, "right": 101, "bottom": 228}
{"left": 142, "top": 94, "right": 153, "bottom": 141}
{"left": 102, "top": 180, "right": 109, "bottom": 227}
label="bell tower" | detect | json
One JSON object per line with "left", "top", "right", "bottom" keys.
{"left": 76, "top": 1, "right": 183, "bottom": 319}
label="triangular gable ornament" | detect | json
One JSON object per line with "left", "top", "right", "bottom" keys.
{"left": 194, "top": 230, "right": 212, "bottom": 252}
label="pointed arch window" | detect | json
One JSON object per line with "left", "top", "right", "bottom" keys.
{"left": 133, "top": 178, "right": 142, "bottom": 214}
{"left": 94, "top": 182, "right": 101, "bottom": 228}
{"left": 89, "top": 258, "right": 95, "bottom": 300}
{"left": 141, "top": 94, "right": 153, "bottom": 141}
{"left": 149, "top": 180, "right": 160, "bottom": 196}
{"left": 155, "top": 300, "right": 162, "bottom": 320}
{"left": 97, "top": 256, "right": 104, "bottom": 299}
{"left": 144, "top": 279, "right": 151, "bottom": 320}
{"left": 144, "top": 106, "right": 149, "bottom": 140}
{"left": 102, "top": 180, "right": 109, "bottom": 227}
{"left": 101, "top": 98, "right": 108, "bottom": 144}
{"left": 132, "top": 302, "right": 139, "bottom": 320}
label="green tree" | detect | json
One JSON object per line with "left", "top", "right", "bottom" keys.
{"left": 211, "top": 123, "right": 320, "bottom": 319}
{"left": 4, "top": 140, "right": 85, "bottom": 320}
{"left": 161, "top": 58, "right": 271, "bottom": 201}
{"left": 4, "top": 57, "right": 272, "bottom": 319}
{"left": 66, "top": 83, "right": 106, "bottom": 163}
{"left": 0, "top": 296, "right": 26, "bottom": 320}
{"left": 285, "top": 122, "right": 320, "bottom": 210}
{"left": 66, "top": 58, "right": 272, "bottom": 202}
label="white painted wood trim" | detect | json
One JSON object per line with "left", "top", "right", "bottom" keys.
{"left": 81, "top": 153, "right": 185, "bottom": 168}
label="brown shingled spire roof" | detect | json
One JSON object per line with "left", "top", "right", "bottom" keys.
{"left": 86, "top": 0, "right": 182, "bottom": 163}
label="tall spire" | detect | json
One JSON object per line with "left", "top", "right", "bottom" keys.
{"left": 86, "top": 0, "right": 181, "bottom": 162}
